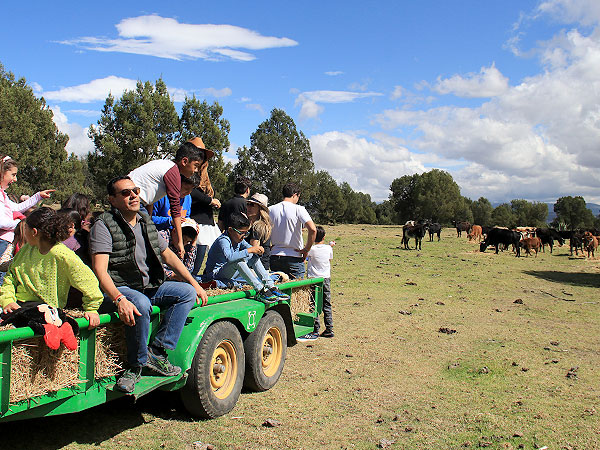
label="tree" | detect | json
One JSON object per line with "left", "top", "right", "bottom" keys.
{"left": 554, "top": 196, "right": 595, "bottom": 230}
{"left": 179, "top": 97, "right": 232, "bottom": 198}
{"left": 491, "top": 203, "right": 515, "bottom": 227}
{"left": 0, "top": 62, "right": 86, "bottom": 201}
{"left": 88, "top": 78, "right": 179, "bottom": 197}
{"left": 305, "top": 171, "right": 346, "bottom": 224}
{"left": 389, "top": 174, "right": 419, "bottom": 223}
{"left": 510, "top": 199, "right": 548, "bottom": 226}
{"left": 375, "top": 200, "right": 396, "bottom": 225}
{"left": 234, "top": 109, "right": 314, "bottom": 203}
{"left": 470, "top": 197, "right": 493, "bottom": 226}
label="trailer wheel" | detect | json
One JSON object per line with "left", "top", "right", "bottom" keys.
{"left": 181, "top": 321, "right": 245, "bottom": 419}
{"left": 244, "top": 310, "right": 287, "bottom": 392}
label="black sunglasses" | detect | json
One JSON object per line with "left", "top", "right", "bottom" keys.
{"left": 117, "top": 187, "right": 141, "bottom": 197}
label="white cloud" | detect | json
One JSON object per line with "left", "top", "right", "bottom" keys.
{"left": 42, "top": 76, "right": 137, "bottom": 103}
{"left": 38, "top": 76, "right": 229, "bottom": 104}
{"left": 376, "top": 15, "right": 600, "bottom": 203}
{"left": 433, "top": 64, "right": 509, "bottom": 98}
{"left": 325, "top": 71, "right": 343, "bottom": 76}
{"left": 537, "top": 0, "right": 600, "bottom": 27}
{"left": 391, "top": 85, "right": 403, "bottom": 100}
{"left": 50, "top": 106, "right": 95, "bottom": 157}
{"left": 65, "top": 109, "right": 99, "bottom": 117}
{"left": 295, "top": 90, "right": 383, "bottom": 119}
{"left": 200, "top": 87, "right": 232, "bottom": 98}
{"left": 246, "top": 103, "right": 264, "bottom": 114}
{"left": 59, "top": 15, "right": 298, "bottom": 61}
{"left": 310, "top": 131, "right": 426, "bottom": 201}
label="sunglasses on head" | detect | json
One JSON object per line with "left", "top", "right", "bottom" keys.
{"left": 232, "top": 227, "right": 249, "bottom": 237}
{"left": 117, "top": 187, "right": 141, "bottom": 197}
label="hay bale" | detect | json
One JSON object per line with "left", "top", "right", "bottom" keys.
{"left": 94, "top": 323, "right": 127, "bottom": 379}
{"left": 290, "top": 286, "right": 313, "bottom": 321}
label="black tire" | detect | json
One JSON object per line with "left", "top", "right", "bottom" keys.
{"left": 244, "top": 310, "right": 287, "bottom": 392}
{"left": 181, "top": 321, "right": 245, "bottom": 419}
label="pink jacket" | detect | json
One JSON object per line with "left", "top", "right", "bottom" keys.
{"left": 0, "top": 190, "right": 42, "bottom": 242}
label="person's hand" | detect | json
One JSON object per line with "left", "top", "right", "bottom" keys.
{"left": 176, "top": 242, "right": 185, "bottom": 259}
{"left": 84, "top": 312, "right": 100, "bottom": 329}
{"left": 296, "top": 247, "right": 309, "bottom": 260}
{"left": 195, "top": 284, "right": 208, "bottom": 306}
{"left": 249, "top": 245, "right": 264, "bottom": 256}
{"left": 39, "top": 189, "right": 55, "bottom": 199}
{"left": 210, "top": 198, "right": 221, "bottom": 209}
{"left": 117, "top": 298, "right": 141, "bottom": 326}
{"left": 2, "top": 302, "right": 20, "bottom": 314}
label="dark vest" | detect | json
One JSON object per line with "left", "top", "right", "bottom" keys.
{"left": 98, "top": 208, "right": 165, "bottom": 290}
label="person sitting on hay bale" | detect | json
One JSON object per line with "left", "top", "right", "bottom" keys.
{"left": 0, "top": 207, "right": 103, "bottom": 328}
{"left": 203, "top": 212, "right": 290, "bottom": 304}
{"left": 90, "top": 176, "right": 208, "bottom": 394}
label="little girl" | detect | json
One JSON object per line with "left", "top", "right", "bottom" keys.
{"left": 0, "top": 156, "right": 54, "bottom": 267}
{"left": 0, "top": 207, "right": 103, "bottom": 328}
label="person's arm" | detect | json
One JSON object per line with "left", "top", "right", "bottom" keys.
{"left": 151, "top": 197, "right": 173, "bottom": 229}
{"left": 91, "top": 253, "right": 141, "bottom": 327}
{"left": 297, "top": 220, "right": 317, "bottom": 260}
{"left": 0, "top": 269, "right": 18, "bottom": 313}
{"left": 164, "top": 166, "right": 184, "bottom": 257}
{"left": 7, "top": 192, "right": 44, "bottom": 214}
{"left": 161, "top": 247, "right": 208, "bottom": 306}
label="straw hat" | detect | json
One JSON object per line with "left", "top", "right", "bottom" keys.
{"left": 246, "top": 193, "right": 269, "bottom": 213}
{"left": 187, "top": 137, "right": 215, "bottom": 160}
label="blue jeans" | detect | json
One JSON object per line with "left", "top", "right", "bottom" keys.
{"left": 270, "top": 255, "right": 305, "bottom": 279}
{"left": 100, "top": 281, "right": 196, "bottom": 368}
{"left": 0, "top": 238, "right": 10, "bottom": 285}
{"left": 214, "top": 254, "right": 274, "bottom": 291}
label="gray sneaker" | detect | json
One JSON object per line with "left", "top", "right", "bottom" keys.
{"left": 115, "top": 367, "right": 142, "bottom": 393}
{"left": 297, "top": 332, "right": 319, "bottom": 342}
{"left": 146, "top": 346, "right": 182, "bottom": 377}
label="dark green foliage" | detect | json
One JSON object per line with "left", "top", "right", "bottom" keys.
{"left": 304, "top": 171, "right": 346, "bottom": 224}
{"left": 0, "top": 62, "right": 87, "bottom": 201}
{"left": 553, "top": 196, "right": 595, "bottom": 230}
{"left": 87, "top": 78, "right": 180, "bottom": 197}
{"left": 491, "top": 203, "right": 514, "bottom": 227}
{"left": 510, "top": 199, "right": 548, "bottom": 227}
{"left": 470, "top": 197, "right": 493, "bottom": 226}
{"left": 234, "top": 109, "right": 314, "bottom": 203}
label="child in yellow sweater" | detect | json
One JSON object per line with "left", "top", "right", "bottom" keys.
{"left": 0, "top": 207, "right": 103, "bottom": 328}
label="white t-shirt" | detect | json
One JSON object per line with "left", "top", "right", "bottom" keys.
{"left": 307, "top": 243, "right": 333, "bottom": 278}
{"left": 129, "top": 159, "right": 177, "bottom": 206}
{"left": 269, "top": 201, "right": 313, "bottom": 257}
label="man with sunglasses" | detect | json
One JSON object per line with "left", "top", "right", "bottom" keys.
{"left": 89, "top": 176, "right": 209, "bottom": 393}
{"left": 204, "top": 212, "right": 289, "bottom": 304}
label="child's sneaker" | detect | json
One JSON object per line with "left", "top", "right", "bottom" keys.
{"left": 256, "top": 288, "right": 278, "bottom": 304}
{"left": 321, "top": 329, "right": 334, "bottom": 338}
{"left": 270, "top": 286, "right": 290, "bottom": 300}
{"left": 146, "top": 346, "right": 182, "bottom": 376}
{"left": 115, "top": 366, "right": 142, "bottom": 393}
{"left": 297, "top": 332, "right": 319, "bottom": 342}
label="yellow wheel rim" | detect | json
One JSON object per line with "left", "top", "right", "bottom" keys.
{"left": 261, "top": 326, "right": 283, "bottom": 378}
{"left": 210, "top": 340, "right": 237, "bottom": 399}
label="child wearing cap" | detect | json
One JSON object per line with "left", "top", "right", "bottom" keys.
{"left": 204, "top": 212, "right": 289, "bottom": 304}
{"left": 245, "top": 193, "right": 272, "bottom": 270}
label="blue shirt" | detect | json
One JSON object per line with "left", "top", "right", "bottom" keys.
{"left": 151, "top": 194, "right": 192, "bottom": 231}
{"left": 204, "top": 232, "right": 251, "bottom": 277}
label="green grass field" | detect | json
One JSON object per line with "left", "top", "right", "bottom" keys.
{"left": 2, "top": 225, "right": 599, "bottom": 449}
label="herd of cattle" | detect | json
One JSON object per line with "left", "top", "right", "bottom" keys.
{"left": 401, "top": 220, "right": 598, "bottom": 258}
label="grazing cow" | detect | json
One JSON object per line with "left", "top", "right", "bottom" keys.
{"left": 480, "top": 227, "right": 521, "bottom": 257}
{"left": 570, "top": 232, "right": 584, "bottom": 256}
{"left": 467, "top": 225, "right": 483, "bottom": 242}
{"left": 520, "top": 237, "right": 542, "bottom": 257}
{"left": 428, "top": 222, "right": 442, "bottom": 241}
{"left": 583, "top": 232, "right": 598, "bottom": 258}
{"left": 535, "top": 228, "right": 565, "bottom": 253}
{"left": 403, "top": 223, "right": 428, "bottom": 250}
{"left": 454, "top": 221, "right": 471, "bottom": 237}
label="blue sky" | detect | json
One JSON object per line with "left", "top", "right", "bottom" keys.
{"left": 2, "top": 0, "right": 600, "bottom": 203}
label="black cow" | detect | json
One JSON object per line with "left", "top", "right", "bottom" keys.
{"left": 428, "top": 223, "right": 442, "bottom": 241}
{"left": 570, "top": 232, "right": 584, "bottom": 256}
{"left": 453, "top": 221, "right": 471, "bottom": 237}
{"left": 403, "top": 224, "right": 427, "bottom": 250}
{"left": 535, "top": 228, "right": 565, "bottom": 253}
{"left": 480, "top": 228, "right": 521, "bottom": 257}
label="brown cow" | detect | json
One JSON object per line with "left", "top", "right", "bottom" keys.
{"left": 583, "top": 233, "right": 598, "bottom": 258}
{"left": 519, "top": 237, "right": 542, "bottom": 257}
{"left": 467, "top": 225, "right": 483, "bottom": 242}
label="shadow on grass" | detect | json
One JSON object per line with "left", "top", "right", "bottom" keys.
{"left": 524, "top": 270, "right": 600, "bottom": 288}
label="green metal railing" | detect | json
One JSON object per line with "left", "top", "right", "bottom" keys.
{"left": 0, "top": 278, "right": 323, "bottom": 421}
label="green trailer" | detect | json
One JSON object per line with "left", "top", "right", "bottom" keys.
{"left": 0, "top": 277, "right": 323, "bottom": 422}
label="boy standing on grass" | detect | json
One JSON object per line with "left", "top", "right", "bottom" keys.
{"left": 298, "top": 226, "right": 334, "bottom": 341}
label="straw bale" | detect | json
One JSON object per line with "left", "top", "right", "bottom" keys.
{"left": 94, "top": 323, "right": 127, "bottom": 379}
{"left": 290, "top": 286, "right": 313, "bottom": 321}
